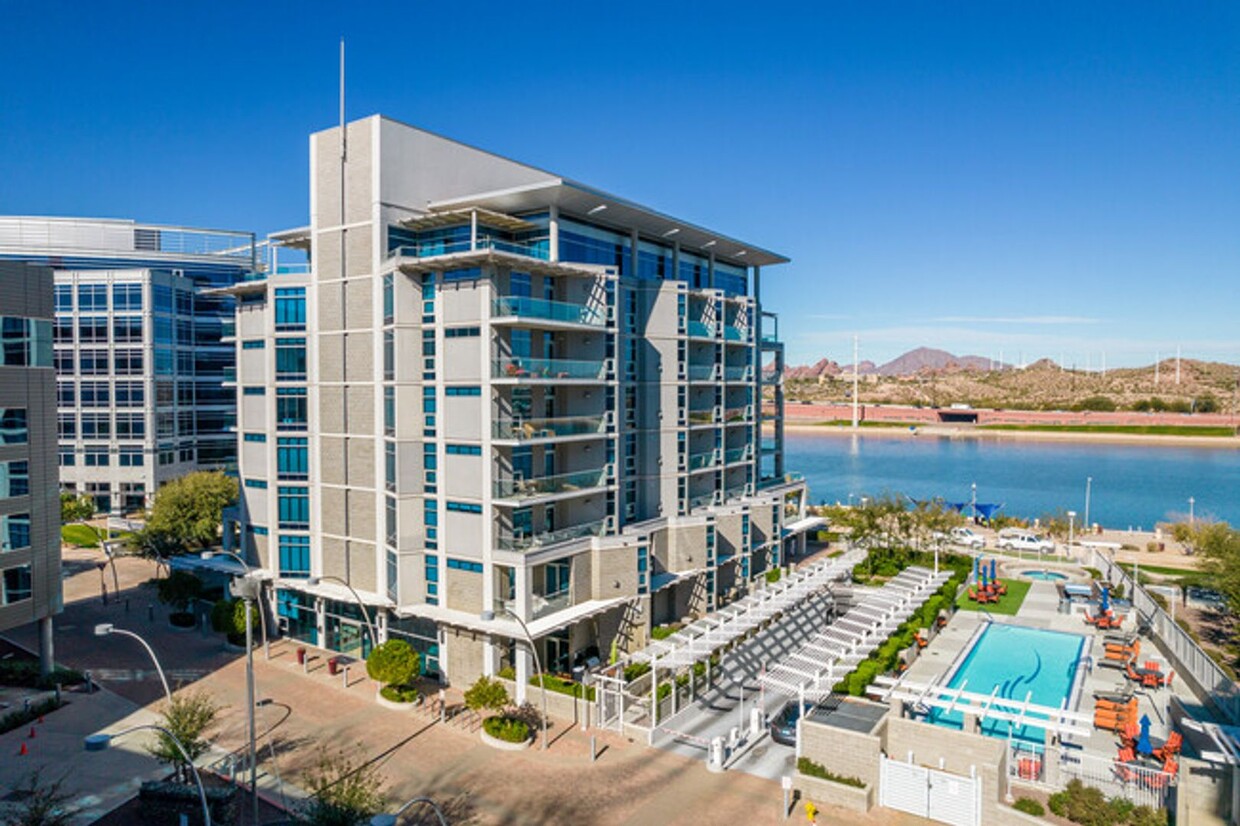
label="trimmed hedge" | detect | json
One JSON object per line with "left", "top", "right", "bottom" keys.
{"left": 0, "top": 660, "right": 84, "bottom": 690}
{"left": 1014, "top": 798, "right": 1045, "bottom": 817}
{"left": 797, "top": 757, "right": 865, "bottom": 788}
{"left": 379, "top": 684, "right": 420, "bottom": 704}
{"left": 483, "top": 715, "right": 530, "bottom": 743}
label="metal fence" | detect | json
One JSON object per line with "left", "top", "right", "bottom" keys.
{"left": 1058, "top": 748, "right": 1175, "bottom": 810}
{"left": 1096, "top": 553, "right": 1240, "bottom": 725}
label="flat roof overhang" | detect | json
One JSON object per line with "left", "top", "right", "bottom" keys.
{"left": 388, "top": 247, "right": 607, "bottom": 279}
{"left": 401, "top": 208, "right": 536, "bottom": 233}
{"left": 428, "top": 180, "right": 789, "bottom": 269}
{"left": 270, "top": 226, "right": 311, "bottom": 250}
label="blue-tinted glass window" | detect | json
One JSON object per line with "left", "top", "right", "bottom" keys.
{"left": 77, "top": 284, "right": 107, "bottom": 312}
{"left": 112, "top": 283, "right": 143, "bottom": 311}
{"left": 558, "top": 218, "right": 631, "bottom": 275}
{"left": 444, "top": 386, "right": 481, "bottom": 396}
{"left": 274, "top": 288, "right": 306, "bottom": 331}
{"left": 0, "top": 461, "right": 29, "bottom": 498}
{"left": 277, "top": 437, "right": 308, "bottom": 480}
{"left": 54, "top": 284, "right": 73, "bottom": 312}
{"left": 277, "top": 486, "right": 310, "bottom": 529}
{"left": 278, "top": 535, "right": 311, "bottom": 578}
{"left": 0, "top": 409, "right": 28, "bottom": 444}
{"left": 276, "top": 388, "right": 307, "bottom": 430}
{"left": 2, "top": 513, "right": 31, "bottom": 552}
{"left": 275, "top": 338, "right": 306, "bottom": 381}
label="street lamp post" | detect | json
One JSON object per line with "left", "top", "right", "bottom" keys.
{"left": 201, "top": 550, "right": 269, "bottom": 654}
{"left": 371, "top": 796, "right": 449, "bottom": 826}
{"left": 1067, "top": 511, "right": 1076, "bottom": 559}
{"left": 305, "top": 575, "right": 379, "bottom": 651}
{"left": 480, "top": 607, "right": 548, "bottom": 751}
{"left": 1084, "top": 477, "right": 1092, "bottom": 531}
{"left": 971, "top": 482, "right": 978, "bottom": 522}
{"left": 94, "top": 623, "right": 172, "bottom": 705}
{"left": 1189, "top": 497, "right": 1196, "bottom": 525}
{"left": 85, "top": 724, "right": 212, "bottom": 826}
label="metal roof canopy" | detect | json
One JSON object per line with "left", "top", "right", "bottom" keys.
{"left": 760, "top": 566, "right": 951, "bottom": 700}
{"left": 405, "top": 207, "right": 538, "bottom": 233}
{"left": 627, "top": 550, "right": 864, "bottom": 670}
{"left": 871, "top": 675, "right": 1095, "bottom": 739}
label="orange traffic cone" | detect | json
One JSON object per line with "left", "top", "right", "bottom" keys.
{"left": 28, "top": 727, "right": 36, "bottom": 738}
{"left": 18, "top": 742, "right": 28, "bottom": 755}
{"left": 37, "top": 716, "right": 44, "bottom": 724}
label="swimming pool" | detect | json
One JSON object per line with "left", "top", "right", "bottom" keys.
{"left": 1022, "top": 570, "right": 1068, "bottom": 581}
{"left": 929, "top": 623, "right": 1085, "bottom": 744}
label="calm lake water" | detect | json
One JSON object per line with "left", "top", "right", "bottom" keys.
{"left": 786, "top": 431, "right": 1240, "bottom": 530}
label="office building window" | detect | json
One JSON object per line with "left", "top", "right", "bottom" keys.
{"left": 59, "top": 450, "right": 75, "bottom": 467}
{"left": 115, "top": 381, "right": 144, "bottom": 407}
{"left": 385, "top": 442, "right": 396, "bottom": 492}
{"left": 80, "top": 381, "right": 109, "bottom": 408}
{"left": 244, "top": 478, "right": 268, "bottom": 489}
{"left": 386, "top": 549, "right": 398, "bottom": 602}
{"left": 113, "top": 316, "right": 143, "bottom": 343}
{"left": 444, "top": 386, "right": 481, "bottom": 396}
{"left": 54, "top": 349, "right": 73, "bottom": 373}
{"left": 383, "top": 330, "right": 394, "bottom": 380}
{"left": 424, "top": 554, "right": 439, "bottom": 605}
{"left": 84, "top": 446, "right": 109, "bottom": 466}
{"left": 277, "top": 437, "right": 308, "bottom": 480}
{"left": 383, "top": 274, "right": 394, "bottom": 324}
{"left": 79, "top": 349, "right": 108, "bottom": 375}
{"left": 423, "top": 498, "right": 437, "bottom": 548}
{"left": 54, "top": 284, "right": 73, "bottom": 311}
{"left": 278, "top": 535, "right": 310, "bottom": 578}
{"left": 244, "top": 432, "right": 267, "bottom": 443}
{"left": 112, "top": 283, "right": 143, "bottom": 311}
{"left": 118, "top": 447, "right": 144, "bottom": 467}
{"left": 274, "top": 288, "right": 306, "bottom": 331}
{"left": 2, "top": 565, "right": 32, "bottom": 605}
{"left": 276, "top": 388, "right": 307, "bottom": 430}
{"left": 444, "top": 326, "right": 481, "bottom": 338}
{"left": 277, "top": 486, "right": 309, "bottom": 529}
{"left": 2, "top": 513, "right": 31, "bottom": 552}
{"left": 385, "top": 496, "right": 397, "bottom": 546}
{"left": 275, "top": 338, "right": 306, "bottom": 381}
{"left": 57, "top": 382, "right": 75, "bottom": 407}
{"left": 78, "top": 316, "right": 108, "bottom": 343}
{"left": 445, "top": 444, "right": 482, "bottom": 455}
{"left": 56, "top": 412, "right": 75, "bottom": 439}
{"left": 384, "top": 386, "right": 395, "bottom": 436}
{"left": 445, "top": 501, "right": 482, "bottom": 513}
{"left": 445, "top": 558, "right": 484, "bottom": 573}
{"left": 0, "top": 461, "right": 29, "bottom": 498}
{"left": 78, "top": 284, "right": 107, "bottom": 311}
{"left": 242, "top": 339, "right": 265, "bottom": 350}
{"left": 81, "top": 413, "right": 110, "bottom": 439}
{"left": 115, "top": 413, "right": 145, "bottom": 439}
{"left": 243, "top": 386, "right": 266, "bottom": 396}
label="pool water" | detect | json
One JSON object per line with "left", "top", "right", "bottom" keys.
{"left": 1023, "top": 570, "right": 1068, "bottom": 581}
{"left": 928, "top": 623, "right": 1085, "bottom": 744}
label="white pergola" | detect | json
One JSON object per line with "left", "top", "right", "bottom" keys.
{"left": 870, "top": 674, "right": 1095, "bottom": 739}
{"left": 626, "top": 549, "right": 865, "bottom": 671}
{"left": 760, "top": 566, "right": 951, "bottom": 701}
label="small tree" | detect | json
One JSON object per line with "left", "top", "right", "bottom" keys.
{"left": 2, "top": 769, "right": 74, "bottom": 826}
{"left": 296, "top": 746, "right": 387, "bottom": 826}
{"left": 149, "top": 689, "right": 220, "bottom": 784}
{"left": 463, "top": 675, "right": 510, "bottom": 718}
{"left": 155, "top": 571, "right": 203, "bottom": 614}
{"left": 144, "top": 471, "right": 239, "bottom": 553}
{"left": 59, "top": 492, "right": 95, "bottom": 524}
{"left": 365, "top": 639, "right": 420, "bottom": 688}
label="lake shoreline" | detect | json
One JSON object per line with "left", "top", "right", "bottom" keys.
{"left": 777, "top": 422, "right": 1240, "bottom": 450}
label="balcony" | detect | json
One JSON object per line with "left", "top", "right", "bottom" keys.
{"left": 687, "top": 320, "right": 715, "bottom": 339}
{"left": 498, "top": 518, "right": 609, "bottom": 551}
{"left": 493, "top": 357, "right": 608, "bottom": 382}
{"left": 493, "top": 296, "right": 607, "bottom": 328}
{"left": 687, "top": 407, "right": 715, "bottom": 426}
{"left": 724, "top": 447, "right": 750, "bottom": 465}
{"left": 494, "top": 466, "right": 611, "bottom": 502}
{"left": 220, "top": 319, "right": 236, "bottom": 339}
{"left": 221, "top": 367, "right": 236, "bottom": 384}
{"left": 723, "top": 365, "right": 751, "bottom": 382}
{"left": 493, "top": 415, "right": 608, "bottom": 442}
{"left": 723, "top": 326, "right": 744, "bottom": 342}
{"left": 757, "top": 472, "right": 805, "bottom": 490}
{"left": 687, "top": 364, "right": 717, "bottom": 382}
{"left": 687, "top": 451, "right": 715, "bottom": 471}
{"left": 761, "top": 370, "right": 781, "bottom": 385}
{"left": 723, "top": 406, "right": 751, "bottom": 424}
{"left": 532, "top": 590, "right": 572, "bottom": 620}
{"left": 389, "top": 236, "right": 550, "bottom": 262}
{"left": 687, "top": 492, "right": 716, "bottom": 510}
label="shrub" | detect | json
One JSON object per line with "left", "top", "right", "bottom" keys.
{"left": 796, "top": 757, "right": 865, "bottom": 787}
{"left": 1013, "top": 797, "right": 1045, "bottom": 817}
{"left": 1075, "top": 395, "right": 1117, "bottom": 412}
{"left": 463, "top": 675, "right": 510, "bottom": 715}
{"left": 0, "top": 697, "right": 62, "bottom": 736}
{"left": 210, "top": 599, "right": 234, "bottom": 634}
{"left": 0, "top": 660, "right": 84, "bottom": 690}
{"left": 155, "top": 571, "right": 204, "bottom": 611}
{"left": 483, "top": 715, "right": 530, "bottom": 743}
{"left": 651, "top": 623, "right": 681, "bottom": 641}
{"left": 365, "top": 639, "right": 420, "bottom": 687}
{"left": 765, "top": 568, "right": 782, "bottom": 584}
{"left": 623, "top": 662, "right": 651, "bottom": 682}
{"left": 533, "top": 673, "right": 595, "bottom": 701}
{"left": 379, "top": 684, "right": 420, "bottom": 704}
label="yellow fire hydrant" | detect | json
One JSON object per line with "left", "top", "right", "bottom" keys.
{"left": 805, "top": 801, "right": 818, "bottom": 823}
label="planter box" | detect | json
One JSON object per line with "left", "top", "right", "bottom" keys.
{"left": 795, "top": 772, "right": 873, "bottom": 813}
{"left": 376, "top": 693, "right": 422, "bottom": 712}
{"left": 480, "top": 726, "right": 532, "bottom": 751}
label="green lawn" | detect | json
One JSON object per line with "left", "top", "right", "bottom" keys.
{"left": 955, "top": 578, "right": 1031, "bottom": 616}
{"left": 61, "top": 524, "right": 101, "bottom": 548}
{"left": 980, "top": 424, "right": 1236, "bottom": 438}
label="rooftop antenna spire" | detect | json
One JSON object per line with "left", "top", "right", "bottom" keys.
{"left": 339, "top": 38, "right": 347, "bottom": 161}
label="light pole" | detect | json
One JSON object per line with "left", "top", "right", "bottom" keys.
{"left": 1067, "top": 511, "right": 1076, "bottom": 559}
{"left": 371, "top": 796, "right": 449, "bottom": 826}
{"left": 1189, "top": 497, "right": 1195, "bottom": 526}
{"left": 94, "top": 623, "right": 172, "bottom": 705}
{"left": 480, "top": 607, "right": 548, "bottom": 751}
{"left": 85, "top": 724, "right": 212, "bottom": 826}
{"left": 201, "top": 550, "right": 269, "bottom": 654}
{"left": 306, "top": 575, "right": 379, "bottom": 652}
{"left": 203, "top": 552, "right": 263, "bottom": 826}
{"left": 971, "top": 482, "right": 977, "bottom": 522}
{"left": 1084, "top": 477, "right": 1092, "bottom": 531}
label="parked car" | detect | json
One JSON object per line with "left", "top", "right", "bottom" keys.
{"left": 950, "top": 527, "right": 986, "bottom": 550}
{"left": 769, "top": 700, "right": 804, "bottom": 746}
{"left": 997, "top": 530, "right": 1055, "bottom": 554}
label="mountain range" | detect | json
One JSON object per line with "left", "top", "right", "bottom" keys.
{"left": 782, "top": 347, "right": 1010, "bottom": 379}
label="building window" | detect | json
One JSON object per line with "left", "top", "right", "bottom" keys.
{"left": 118, "top": 447, "right": 144, "bottom": 467}
{"left": 445, "top": 444, "right": 482, "bottom": 455}
{"left": 445, "top": 501, "right": 482, "bottom": 513}
{"left": 114, "top": 413, "right": 145, "bottom": 439}
{"left": 382, "top": 274, "right": 394, "bottom": 325}
{"left": 84, "top": 447, "right": 110, "bottom": 466}
{"left": 637, "top": 544, "right": 649, "bottom": 594}
{"left": 242, "top": 339, "right": 266, "bottom": 350}
{"left": 278, "top": 535, "right": 311, "bottom": 578}
{"left": 80, "top": 349, "right": 108, "bottom": 375}
{"left": 59, "top": 450, "right": 75, "bottom": 467}
{"left": 2, "top": 513, "right": 31, "bottom": 552}
{"left": 383, "top": 330, "right": 394, "bottom": 381}
{"left": 444, "top": 386, "right": 482, "bottom": 396}
{"left": 442, "top": 267, "right": 481, "bottom": 282}
{"left": 244, "top": 478, "right": 268, "bottom": 489}
{"left": 277, "top": 487, "right": 310, "bottom": 530}
{"left": 113, "top": 316, "right": 143, "bottom": 343}
{"left": 78, "top": 316, "right": 108, "bottom": 343}
{"left": 276, "top": 388, "right": 307, "bottom": 430}
{"left": 112, "top": 283, "right": 143, "bottom": 311}
{"left": 244, "top": 432, "right": 267, "bottom": 443}
{"left": 274, "top": 287, "right": 306, "bottom": 331}
{"left": 1, "top": 564, "right": 32, "bottom": 605}
{"left": 385, "top": 496, "right": 397, "bottom": 546}
{"left": 384, "top": 386, "right": 395, "bottom": 436}
{"left": 57, "top": 412, "right": 75, "bottom": 439}
{"left": 0, "top": 461, "right": 29, "bottom": 498}
{"left": 444, "top": 327, "right": 481, "bottom": 338}
{"left": 57, "top": 382, "right": 75, "bottom": 407}
{"left": 278, "top": 437, "right": 308, "bottom": 480}
{"left": 424, "top": 554, "right": 439, "bottom": 605}
{"left": 386, "top": 549, "right": 398, "bottom": 602}
{"left": 80, "top": 413, "right": 110, "bottom": 439}
{"left": 275, "top": 338, "right": 307, "bottom": 381}
{"left": 55, "top": 284, "right": 73, "bottom": 312}
{"left": 80, "top": 381, "right": 109, "bottom": 408}
{"left": 445, "top": 558, "right": 484, "bottom": 573}
{"left": 77, "top": 284, "right": 108, "bottom": 312}
{"left": 115, "top": 381, "right": 144, "bottom": 407}
{"left": 423, "top": 499, "right": 437, "bottom": 548}
{"left": 385, "top": 442, "right": 396, "bottom": 492}
{"left": 243, "top": 386, "right": 266, "bottom": 396}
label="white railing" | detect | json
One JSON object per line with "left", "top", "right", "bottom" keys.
{"left": 1057, "top": 748, "right": 1175, "bottom": 809}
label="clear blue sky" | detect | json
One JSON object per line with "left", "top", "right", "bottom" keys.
{"left": 2, "top": 1, "right": 1237, "bottom": 368}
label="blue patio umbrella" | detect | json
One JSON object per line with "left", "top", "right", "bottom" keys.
{"left": 973, "top": 556, "right": 980, "bottom": 581}
{"left": 1100, "top": 585, "right": 1111, "bottom": 614}
{"left": 990, "top": 558, "right": 997, "bottom": 582}
{"left": 1137, "top": 714, "right": 1153, "bottom": 756}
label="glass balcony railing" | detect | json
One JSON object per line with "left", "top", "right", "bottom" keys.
{"left": 494, "top": 467, "right": 610, "bottom": 500}
{"left": 389, "top": 236, "right": 550, "bottom": 261}
{"left": 687, "top": 492, "right": 716, "bottom": 510}
{"left": 687, "top": 364, "right": 717, "bottom": 382}
{"left": 723, "top": 366, "right": 751, "bottom": 382}
{"left": 760, "top": 331, "right": 780, "bottom": 343}
{"left": 687, "top": 451, "right": 715, "bottom": 471}
{"left": 494, "top": 357, "right": 607, "bottom": 380}
{"left": 723, "top": 406, "right": 750, "bottom": 423}
{"left": 221, "top": 367, "right": 236, "bottom": 382}
{"left": 493, "top": 296, "right": 606, "bottom": 327}
{"left": 687, "top": 408, "right": 715, "bottom": 425}
{"left": 493, "top": 415, "right": 607, "bottom": 441}
{"left": 687, "top": 320, "right": 715, "bottom": 338}
{"left": 498, "top": 518, "right": 609, "bottom": 551}
{"left": 532, "top": 590, "right": 572, "bottom": 620}
{"left": 724, "top": 447, "right": 750, "bottom": 464}
{"left": 761, "top": 370, "right": 781, "bottom": 385}
{"left": 273, "top": 263, "right": 311, "bottom": 276}
{"left": 220, "top": 320, "right": 236, "bottom": 338}
{"left": 757, "top": 472, "right": 805, "bottom": 490}
{"left": 723, "top": 326, "right": 744, "bottom": 342}
{"left": 724, "top": 485, "right": 748, "bottom": 501}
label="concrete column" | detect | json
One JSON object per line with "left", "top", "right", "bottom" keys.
{"left": 515, "top": 646, "right": 532, "bottom": 704}
{"left": 548, "top": 205, "right": 559, "bottom": 262}
{"left": 38, "top": 616, "right": 54, "bottom": 677}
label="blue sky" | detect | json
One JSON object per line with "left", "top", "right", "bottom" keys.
{"left": 2, "top": 1, "right": 1237, "bottom": 368}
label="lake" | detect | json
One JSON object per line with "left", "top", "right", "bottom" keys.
{"left": 785, "top": 431, "right": 1240, "bottom": 529}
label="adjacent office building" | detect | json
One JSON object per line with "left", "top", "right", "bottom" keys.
{"left": 0, "top": 217, "right": 256, "bottom": 513}
{"left": 0, "top": 262, "right": 60, "bottom": 672}
{"left": 223, "top": 116, "right": 813, "bottom": 692}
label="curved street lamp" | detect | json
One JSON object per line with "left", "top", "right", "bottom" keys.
{"left": 371, "top": 795, "right": 449, "bottom": 826}
{"left": 94, "top": 623, "right": 172, "bottom": 705}
{"left": 480, "top": 607, "right": 547, "bottom": 751}
{"left": 201, "top": 550, "right": 269, "bottom": 650}
{"left": 85, "top": 724, "right": 212, "bottom": 826}
{"left": 306, "top": 575, "right": 379, "bottom": 650}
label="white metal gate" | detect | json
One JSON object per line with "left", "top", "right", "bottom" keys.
{"left": 880, "top": 754, "right": 981, "bottom": 826}
{"left": 593, "top": 672, "right": 626, "bottom": 733}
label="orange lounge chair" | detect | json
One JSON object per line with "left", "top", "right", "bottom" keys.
{"left": 1119, "top": 719, "right": 1140, "bottom": 747}
{"left": 967, "top": 587, "right": 979, "bottom": 602}
{"left": 1154, "top": 732, "right": 1183, "bottom": 761}
{"left": 1114, "top": 747, "right": 1141, "bottom": 783}
{"left": 1142, "top": 757, "right": 1178, "bottom": 790}
{"left": 914, "top": 633, "right": 928, "bottom": 649}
